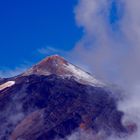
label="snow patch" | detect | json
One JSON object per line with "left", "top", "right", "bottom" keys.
{"left": 0, "top": 81, "right": 15, "bottom": 91}
{"left": 64, "top": 63, "right": 104, "bottom": 86}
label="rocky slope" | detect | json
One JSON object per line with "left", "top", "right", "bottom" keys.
{"left": 0, "top": 55, "right": 136, "bottom": 140}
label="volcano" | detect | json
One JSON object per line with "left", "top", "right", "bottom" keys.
{"left": 0, "top": 55, "right": 135, "bottom": 140}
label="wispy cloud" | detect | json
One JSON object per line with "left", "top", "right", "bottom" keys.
{"left": 38, "top": 46, "right": 59, "bottom": 55}
{"left": 0, "top": 46, "right": 67, "bottom": 78}
{"left": 38, "top": 46, "right": 66, "bottom": 56}
{"left": 0, "top": 63, "right": 30, "bottom": 78}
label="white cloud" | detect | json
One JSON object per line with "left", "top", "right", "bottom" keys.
{"left": 72, "top": 0, "right": 140, "bottom": 87}
{"left": 69, "top": 0, "right": 140, "bottom": 139}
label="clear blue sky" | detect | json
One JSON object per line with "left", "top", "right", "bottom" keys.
{"left": 0, "top": 0, "right": 82, "bottom": 68}
{"left": 0, "top": 0, "right": 118, "bottom": 71}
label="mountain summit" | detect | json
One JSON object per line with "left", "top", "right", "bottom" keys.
{"left": 24, "top": 55, "right": 68, "bottom": 76}
{"left": 23, "top": 55, "right": 103, "bottom": 86}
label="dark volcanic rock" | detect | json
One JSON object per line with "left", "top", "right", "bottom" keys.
{"left": 0, "top": 74, "right": 126, "bottom": 140}
{"left": 0, "top": 55, "right": 129, "bottom": 140}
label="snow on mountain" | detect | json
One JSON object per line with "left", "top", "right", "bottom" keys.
{"left": 63, "top": 63, "right": 103, "bottom": 86}
{"left": 0, "top": 81, "right": 15, "bottom": 91}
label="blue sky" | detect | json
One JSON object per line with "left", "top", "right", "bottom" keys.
{"left": 0, "top": 0, "right": 121, "bottom": 77}
{"left": 0, "top": 0, "right": 82, "bottom": 68}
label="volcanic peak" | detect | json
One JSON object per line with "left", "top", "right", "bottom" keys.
{"left": 23, "top": 55, "right": 103, "bottom": 86}
{"left": 38, "top": 55, "right": 67, "bottom": 66}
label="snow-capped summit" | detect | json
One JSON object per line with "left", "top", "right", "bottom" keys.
{"left": 23, "top": 55, "right": 103, "bottom": 86}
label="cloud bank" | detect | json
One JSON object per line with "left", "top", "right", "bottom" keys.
{"left": 72, "top": 0, "right": 140, "bottom": 88}
{"left": 68, "top": 0, "right": 140, "bottom": 139}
